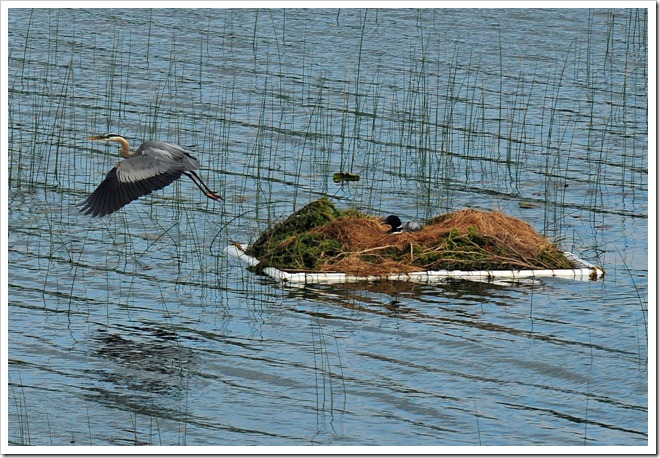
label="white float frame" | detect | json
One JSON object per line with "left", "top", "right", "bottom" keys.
{"left": 225, "top": 244, "right": 605, "bottom": 286}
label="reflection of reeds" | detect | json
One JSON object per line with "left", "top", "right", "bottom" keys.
{"left": 310, "top": 319, "right": 346, "bottom": 426}
{"left": 9, "top": 371, "right": 31, "bottom": 445}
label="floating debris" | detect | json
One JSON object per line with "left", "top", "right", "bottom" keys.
{"left": 332, "top": 172, "right": 360, "bottom": 183}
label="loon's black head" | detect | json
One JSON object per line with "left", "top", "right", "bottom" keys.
{"left": 384, "top": 215, "right": 402, "bottom": 233}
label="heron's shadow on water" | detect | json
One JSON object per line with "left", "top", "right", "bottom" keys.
{"left": 86, "top": 324, "right": 196, "bottom": 407}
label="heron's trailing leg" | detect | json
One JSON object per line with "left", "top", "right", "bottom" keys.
{"left": 184, "top": 171, "right": 223, "bottom": 201}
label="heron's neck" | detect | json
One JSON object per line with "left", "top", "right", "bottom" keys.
{"left": 116, "top": 137, "right": 134, "bottom": 158}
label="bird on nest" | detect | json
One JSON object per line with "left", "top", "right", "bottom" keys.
{"left": 383, "top": 215, "right": 424, "bottom": 234}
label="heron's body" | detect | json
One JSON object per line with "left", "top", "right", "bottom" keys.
{"left": 80, "top": 134, "right": 222, "bottom": 217}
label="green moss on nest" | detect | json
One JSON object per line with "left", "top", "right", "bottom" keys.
{"left": 245, "top": 198, "right": 365, "bottom": 271}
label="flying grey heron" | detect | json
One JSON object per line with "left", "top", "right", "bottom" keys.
{"left": 80, "top": 134, "right": 223, "bottom": 217}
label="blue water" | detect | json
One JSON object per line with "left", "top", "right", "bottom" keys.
{"left": 7, "top": 7, "right": 648, "bottom": 448}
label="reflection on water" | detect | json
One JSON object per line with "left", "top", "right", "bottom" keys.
{"left": 7, "top": 7, "right": 648, "bottom": 447}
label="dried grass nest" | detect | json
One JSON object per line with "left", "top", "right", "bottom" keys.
{"left": 245, "top": 198, "right": 574, "bottom": 277}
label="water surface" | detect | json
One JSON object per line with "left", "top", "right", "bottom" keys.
{"left": 7, "top": 7, "right": 648, "bottom": 448}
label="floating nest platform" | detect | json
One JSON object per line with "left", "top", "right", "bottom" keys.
{"left": 227, "top": 198, "right": 604, "bottom": 285}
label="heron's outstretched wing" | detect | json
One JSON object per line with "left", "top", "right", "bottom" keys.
{"left": 79, "top": 154, "right": 185, "bottom": 217}
{"left": 136, "top": 141, "right": 200, "bottom": 172}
